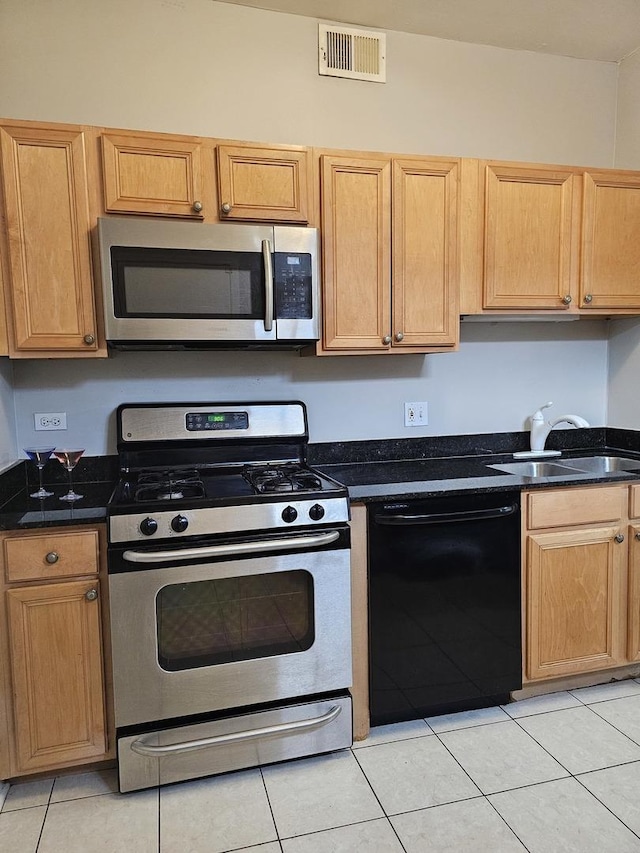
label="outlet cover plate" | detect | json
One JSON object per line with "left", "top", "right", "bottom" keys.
{"left": 404, "top": 402, "right": 428, "bottom": 427}
{"left": 34, "top": 412, "right": 67, "bottom": 431}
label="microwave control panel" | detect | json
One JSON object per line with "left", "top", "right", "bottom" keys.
{"left": 274, "top": 253, "right": 313, "bottom": 319}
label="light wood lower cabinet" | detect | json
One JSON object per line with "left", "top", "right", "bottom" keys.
{"left": 524, "top": 486, "right": 630, "bottom": 682}
{"left": 0, "top": 527, "right": 111, "bottom": 779}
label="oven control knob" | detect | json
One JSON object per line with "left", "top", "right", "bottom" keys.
{"left": 171, "top": 514, "right": 189, "bottom": 533}
{"left": 309, "top": 503, "right": 325, "bottom": 521}
{"left": 281, "top": 506, "right": 298, "bottom": 523}
{"left": 140, "top": 517, "right": 158, "bottom": 536}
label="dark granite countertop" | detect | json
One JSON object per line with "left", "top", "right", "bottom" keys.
{"left": 0, "top": 456, "right": 118, "bottom": 532}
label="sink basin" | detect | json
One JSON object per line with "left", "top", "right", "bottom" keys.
{"left": 488, "top": 461, "right": 580, "bottom": 477}
{"left": 489, "top": 455, "right": 640, "bottom": 478}
{"left": 559, "top": 455, "right": 640, "bottom": 474}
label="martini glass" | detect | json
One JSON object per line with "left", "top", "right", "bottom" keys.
{"left": 24, "top": 446, "right": 55, "bottom": 499}
{"left": 53, "top": 449, "right": 85, "bottom": 502}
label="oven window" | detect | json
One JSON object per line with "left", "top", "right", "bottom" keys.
{"left": 156, "top": 570, "right": 314, "bottom": 671}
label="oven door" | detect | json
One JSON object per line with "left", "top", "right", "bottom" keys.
{"left": 108, "top": 527, "right": 352, "bottom": 728}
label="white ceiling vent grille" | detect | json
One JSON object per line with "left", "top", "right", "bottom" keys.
{"left": 319, "top": 24, "right": 386, "bottom": 83}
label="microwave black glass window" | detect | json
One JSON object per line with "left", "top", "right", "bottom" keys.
{"left": 111, "top": 247, "right": 264, "bottom": 319}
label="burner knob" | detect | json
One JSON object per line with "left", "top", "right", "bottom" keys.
{"left": 171, "top": 514, "right": 189, "bottom": 533}
{"left": 309, "top": 503, "right": 325, "bottom": 521}
{"left": 281, "top": 506, "right": 298, "bottom": 524}
{"left": 139, "top": 517, "right": 158, "bottom": 537}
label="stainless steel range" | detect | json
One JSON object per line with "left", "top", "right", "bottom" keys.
{"left": 107, "top": 402, "right": 352, "bottom": 793}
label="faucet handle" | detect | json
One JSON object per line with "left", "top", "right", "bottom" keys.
{"left": 532, "top": 402, "right": 553, "bottom": 421}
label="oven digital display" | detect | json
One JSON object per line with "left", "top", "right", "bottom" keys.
{"left": 186, "top": 411, "right": 249, "bottom": 431}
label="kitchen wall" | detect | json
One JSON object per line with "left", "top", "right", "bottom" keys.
{"left": 0, "top": 360, "right": 17, "bottom": 470}
{"left": 0, "top": 0, "right": 624, "bottom": 452}
{"left": 607, "top": 48, "right": 640, "bottom": 430}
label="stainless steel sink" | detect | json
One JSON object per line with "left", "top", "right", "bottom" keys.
{"left": 488, "top": 455, "right": 640, "bottom": 478}
{"left": 488, "top": 461, "right": 581, "bottom": 477}
{"left": 559, "top": 455, "right": 640, "bottom": 474}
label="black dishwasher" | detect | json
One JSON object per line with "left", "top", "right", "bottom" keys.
{"left": 368, "top": 490, "right": 522, "bottom": 726}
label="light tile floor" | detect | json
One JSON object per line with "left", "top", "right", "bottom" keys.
{"left": 4, "top": 679, "right": 640, "bottom": 852}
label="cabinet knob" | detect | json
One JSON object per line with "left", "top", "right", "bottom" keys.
{"left": 584, "top": 294, "right": 593, "bottom": 304}
{"left": 382, "top": 335, "right": 391, "bottom": 345}
{"left": 221, "top": 202, "right": 232, "bottom": 214}
{"left": 192, "top": 200, "right": 203, "bottom": 213}
{"left": 83, "top": 334, "right": 95, "bottom": 346}
{"left": 45, "top": 551, "right": 59, "bottom": 564}
{"left": 562, "top": 295, "right": 572, "bottom": 305}
{"left": 614, "top": 533, "right": 625, "bottom": 543}
{"left": 395, "top": 332, "right": 404, "bottom": 342}
{"left": 85, "top": 588, "right": 98, "bottom": 602}
{"left": 635, "top": 532, "right": 640, "bottom": 541}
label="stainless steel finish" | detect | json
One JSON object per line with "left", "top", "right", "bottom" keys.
{"left": 130, "top": 704, "right": 342, "bottom": 756}
{"left": 562, "top": 294, "right": 572, "bottom": 304}
{"left": 45, "top": 551, "right": 59, "bottom": 564}
{"left": 584, "top": 294, "right": 593, "bottom": 303}
{"left": 262, "top": 238, "right": 274, "bottom": 332}
{"left": 490, "top": 455, "right": 640, "bottom": 479}
{"left": 117, "top": 695, "right": 352, "bottom": 793}
{"left": 382, "top": 335, "right": 391, "bottom": 344}
{"left": 119, "top": 402, "right": 306, "bottom": 443}
{"left": 123, "top": 529, "right": 340, "bottom": 563}
{"left": 109, "top": 547, "right": 352, "bottom": 727}
{"left": 98, "top": 217, "right": 319, "bottom": 344}
{"left": 489, "top": 461, "right": 581, "bottom": 477}
{"left": 636, "top": 532, "right": 640, "bottom": 541}
{"left": 85, "top": 588, "right": 98, "bottom": 601}
{"left": 615, "top": 533, "right": 625, "bottom": 543}
{"left": 221, "top": 202, "right": 232, "bottom": 214}
{"left": 559, "top": 456, "right": 640, "bottom": 474}
{"left": 192, "top": 201, "right": 203, "bottom": 213}
{"left": 110, "top": 496, "right": 349, "bottom": 543}
{"left": 83, "top": 334, "right": 95, "bottom": 345}
{"left": 395, "top": 331, "right": 404, "bottom": 342}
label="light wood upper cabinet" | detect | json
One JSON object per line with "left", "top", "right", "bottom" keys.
{"left": 392, "top": 158, "right": 459, "bottom": 347}
{"left": 101, "top": 132, "right": 205, "bottom": 218}
{"left": 7, "top": 579, "right": 106, "bottom": 772}
{"left": 216, "top": 144, "right": 311, "bottom": 223}
{"left": 321, "top": 155, "right": 391, "bottom": 351}
{"left": 320, "top": 152, "right": 459, "bottom": 354}
{"left": 480, "top": 162, "right": 578, "bottom": 310}
{"left": 581, "top": 170, "right": 640, "bottom": 310}
{"left": 0, "top": 123, "right": 102, "bottom": 355}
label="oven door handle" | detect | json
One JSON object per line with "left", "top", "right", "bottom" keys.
{"left": 262, "top": 238, "right": 274, "bottom": 332}
{"left": 122, "top": 529, "right": 341, "bottom": 563}
{"left": 129, "top": 703, "right": 342, "bottom": 757}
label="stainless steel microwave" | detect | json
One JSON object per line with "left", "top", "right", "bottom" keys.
{"left": 97, "top": 217, "right": 319, "bottom": 349}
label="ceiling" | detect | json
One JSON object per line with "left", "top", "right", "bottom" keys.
{"left": 216, "top": 0, "right": 640, "bottom": 62}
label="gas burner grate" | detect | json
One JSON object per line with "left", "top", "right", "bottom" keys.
{"left": 243, "top": 464, "right": 322, "bottom": 494}
{"left": 134, "top": 469, "right": 206, "bottom": 503}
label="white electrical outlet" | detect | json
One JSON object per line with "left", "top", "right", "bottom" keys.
{"left": 34, "top": 412, "right": 67, "bottom": 431}
{"left": 404, "top": 401, "right": 428, "bottom": 427}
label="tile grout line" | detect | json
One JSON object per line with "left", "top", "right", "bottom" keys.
{"left": 258, "top": 765, "right": 282, "bottom": 849}
{"left": 348, "top": 748, "right": 409, "bottom": 852}
{"left": 34, "top": 777, "right": 55, "bottom": 853}
{"left": 572, "top": 771, "right": 640, "bottom": 842}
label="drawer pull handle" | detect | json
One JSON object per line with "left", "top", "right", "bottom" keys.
{"left": 45, "top": 551, "right": 59, "bottom": 564}
{"left": 85, "top": 589, "right": 98, "bottom": 602}
{"left": 614, "top": 533, "right": 625, "bottom": 544}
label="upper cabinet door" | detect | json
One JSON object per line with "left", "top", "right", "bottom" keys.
{"left": 101, "top": 132, "right": 204, "bottom": 218}
{"left": 482, "top": 163, "right": 578, "bottom": 310}
{"left": 581, "top": 170, "right": 640, "bottom": 310}
{"left": 321, "top": 155, "right": 391, "bottom": 350}
{"left": 0, "top": 124, "right": 100, "bottom": 353}
{"left": 392, "top": 158, "right": 459, "bottom": 348}
{"left": 216, "top": 144, "right": 310, "bottom": 223}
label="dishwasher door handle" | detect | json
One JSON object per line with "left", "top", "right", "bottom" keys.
{"left": 373, "top": 504, "right": 519, "bottom": 525}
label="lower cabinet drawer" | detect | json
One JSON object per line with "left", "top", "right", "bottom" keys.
{"left": 526, "top": 485, "right": 627, "bottom": 530}
{"left": 4, "top": 530, "right": 99, "bottom": 582}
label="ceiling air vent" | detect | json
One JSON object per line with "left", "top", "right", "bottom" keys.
{"left": 319, "top": 24, "right": 386, "bottom": 83}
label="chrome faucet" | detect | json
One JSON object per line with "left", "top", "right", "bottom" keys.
{"left": 530, "top": 402, "right": 590, "bottom": 453}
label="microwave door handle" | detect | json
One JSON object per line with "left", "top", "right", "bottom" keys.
{"left": 262, "top": 239, "right": 274, "bottom": 332}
